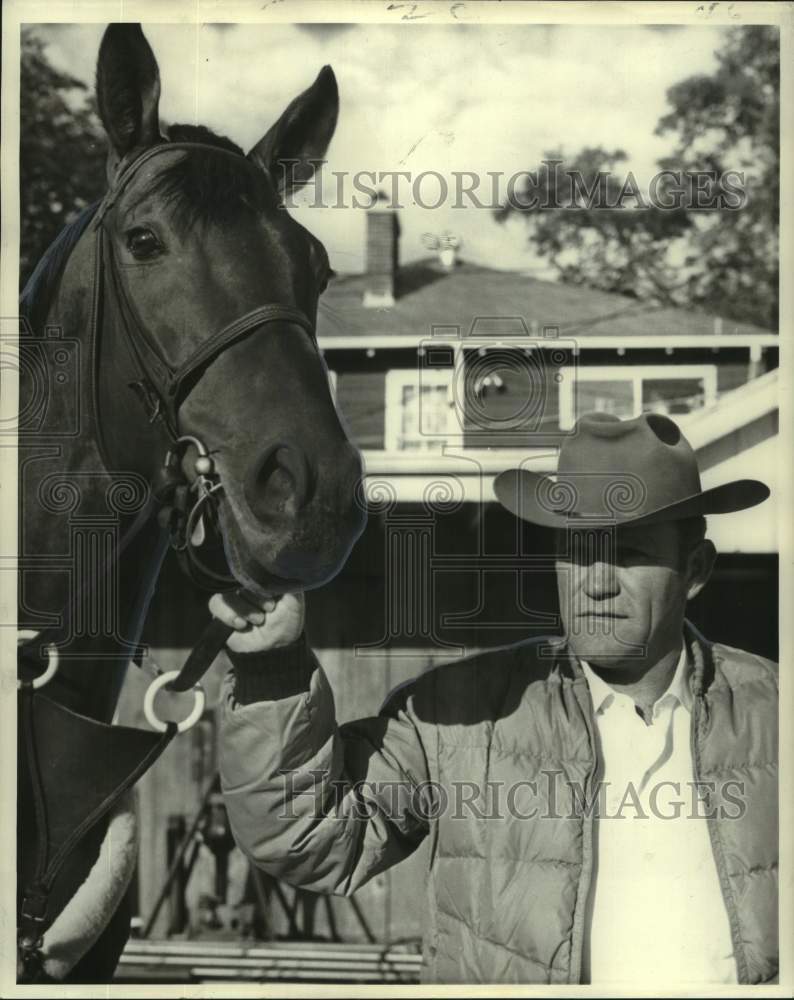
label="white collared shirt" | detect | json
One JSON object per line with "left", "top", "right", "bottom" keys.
{"left": 580, "top": 646, "right": 737, "bottom": 985}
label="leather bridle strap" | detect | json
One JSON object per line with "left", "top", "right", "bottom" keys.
{"left": 170, "top": 302, "right": 314, "bottom": 403}
{"left": 92, "top": 141, "right": 261, "bottom": 227}
{"left": 166, "top": 617, "right": 237, "bottom": 693}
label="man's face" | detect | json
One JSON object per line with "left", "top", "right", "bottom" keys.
{"left": 555, "top": 521, "right": 689, "bottom": 670}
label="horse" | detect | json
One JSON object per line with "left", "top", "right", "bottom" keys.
{"left": 17, "top": 22, "right": 365, "bottom": 983}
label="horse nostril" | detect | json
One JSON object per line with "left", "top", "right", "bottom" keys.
{"left": 244, "top": 443, "right": 313, "bottom": 521}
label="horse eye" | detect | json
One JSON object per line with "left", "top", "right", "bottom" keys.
{"left": 126, "top": 228, "right": 163, "bottom": 260}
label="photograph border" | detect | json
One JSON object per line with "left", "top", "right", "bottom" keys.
{"left": 1, "top": 2, "right": 791, "bottom": 997}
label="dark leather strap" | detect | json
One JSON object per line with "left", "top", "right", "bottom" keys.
{"left": 168, "top": 303, "right": 315, "bottom": 407}
{"left": 165, "top": 616, "right": 235, "bottom": 693}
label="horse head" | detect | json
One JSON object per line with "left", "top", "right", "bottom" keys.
{"left": 91, "top": 24, "right": 365, "bottom": 595}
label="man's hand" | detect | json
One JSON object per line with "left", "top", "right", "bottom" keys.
{"left": 208, "top": 590, "right": 305, "bottom": 654}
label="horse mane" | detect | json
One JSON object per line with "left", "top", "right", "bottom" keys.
{"left": 150, "top": 124, "right": 272, "bottom": 233}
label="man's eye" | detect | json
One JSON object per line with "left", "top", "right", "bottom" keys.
{"left": 126, "top": 228, "right": 163, "bottom": 260}
{"left": 617, "top": 546, "right": 646, "bottom": 560}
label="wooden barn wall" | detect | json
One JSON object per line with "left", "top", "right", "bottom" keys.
{"left": 120, "top": 502, "right": 778, "bottom": 943}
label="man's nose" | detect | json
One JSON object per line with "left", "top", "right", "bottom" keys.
{"left": 583, "top": 559, "right": 619, "bottom": 599}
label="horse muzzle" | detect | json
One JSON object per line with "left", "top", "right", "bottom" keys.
{"left": 216, "top": 440, "right": 366, "bottom": 594}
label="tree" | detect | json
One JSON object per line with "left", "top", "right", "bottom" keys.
{"left": 654, "top": 25, "right": 778, "bottom": 329}
{"left": 20, "top": 29, "right": 107, "bottom": 290}
{"left": 496, "top": 146, "right": 694, "bottom": 303}
{"left": 499, "top": 26, "right": 779, "bottom": 330}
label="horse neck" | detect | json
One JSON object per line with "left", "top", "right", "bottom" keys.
{"left": 19, "top": 227, "right": 169, "bottom": 723}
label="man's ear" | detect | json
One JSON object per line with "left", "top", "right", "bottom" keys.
{"left": 96, "top": 24, "right": 163, "bottom": 178}
{"left": 247, "top": 66, "right": 338, "bottom": 196}
{"left": 685, "top": 538, "right": 716, "bottom": 602}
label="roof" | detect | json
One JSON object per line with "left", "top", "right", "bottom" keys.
{"left": 318, "top": 259, "right": 777, "bottom": 347}
{"left": 683, "top": 368, "right": 778, "bottom": 452}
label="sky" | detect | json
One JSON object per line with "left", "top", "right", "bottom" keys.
{"left": 36, "top": 21, "right": 732, "bottom": 275}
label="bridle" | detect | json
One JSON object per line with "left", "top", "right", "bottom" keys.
{"left": 21, "top": 138, "right": 323, "bottom": 678}
{"left": 89, "top": 141, "right": 318, "bottom": 592}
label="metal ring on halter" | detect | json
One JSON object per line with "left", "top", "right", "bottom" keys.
{"left": 17, "top": 630, "right": 60, "bottom": 690}
{"left": 143, "top": 670, "right": 205, "bottom": 733}
{"left": 164, "top": 435, "right": 216, "bottom": 485}
{"left": 164, "top": 435, "right": 210, "bottom": 466}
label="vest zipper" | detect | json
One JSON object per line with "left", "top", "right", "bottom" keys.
{"left": 690, "top": 693, "right": 749, "bottom": 983}
{"left": 569, "top": 679, "right": 600, "bottom": 985}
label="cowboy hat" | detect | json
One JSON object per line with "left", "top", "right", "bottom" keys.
{"left": 493, "top": 411, "right": 769, "bottom": 529}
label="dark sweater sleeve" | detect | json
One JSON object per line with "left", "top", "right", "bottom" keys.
{"left": 226, "top": 633, "right": 318, "bottom": 704}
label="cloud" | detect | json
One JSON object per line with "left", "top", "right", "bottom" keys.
{"left": 34, "top": 21, "right": 732, "bottom": 272}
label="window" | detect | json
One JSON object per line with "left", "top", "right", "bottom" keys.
{"left": 385, "top": 370, "right": 456, "bottom": 451}
{"left": 559, "top": 365, "right": 717, "bottom": 430}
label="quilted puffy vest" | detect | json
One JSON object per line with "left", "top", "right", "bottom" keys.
{"left": 411, "top": 623, "right": 777, "bottom": 983}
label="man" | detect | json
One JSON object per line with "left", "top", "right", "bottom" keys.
{"left": 214, "top": 412, "right": 778, "bottom": 985}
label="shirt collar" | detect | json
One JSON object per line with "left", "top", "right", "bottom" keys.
{"left": 580, "top": 658, "right": 615, "bottom": 714}
{"left": 581, "top": 643, "right": 692, "bottom": 715}
{"left": 666, "top": 643, "right": 693, "bottom": 712}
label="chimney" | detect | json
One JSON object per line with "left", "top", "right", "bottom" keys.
{"left": 363, "top": 192, "right": 399, "bottom": 308}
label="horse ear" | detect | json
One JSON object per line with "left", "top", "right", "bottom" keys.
{"left": 248, "top": 66, "right": 339, "bottom": 194}
{"left": 96, "top": 24, "right": 162, "bottom": 160}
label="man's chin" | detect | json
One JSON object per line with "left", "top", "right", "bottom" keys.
{"left": 566, "top": 623, "right": 647, "bottom": 666}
